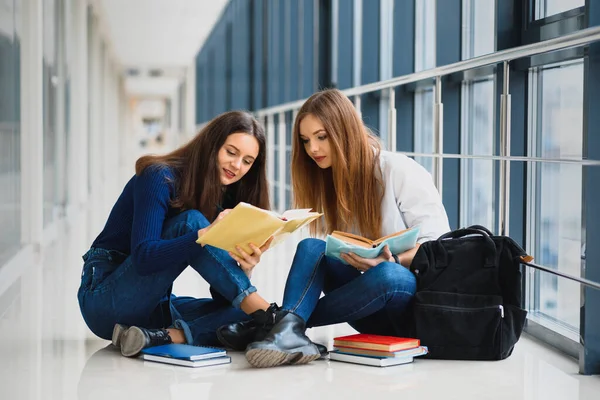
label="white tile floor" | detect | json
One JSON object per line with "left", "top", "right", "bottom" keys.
{"left": 1, "top": 208, "right": 599, "bottom": 400}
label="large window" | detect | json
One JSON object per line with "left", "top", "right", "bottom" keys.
{"left": 526, "top": 60, "right": 584, "bottom": 335}
{"left": 43, "top": 0, "right": 58, "bottom": 226}
{"left": 413, "top": 0, "right": 435, "bottom": 173}
{"left": 534, "top": 0, "right": 585, "bottom": 20}
{"left": 0, "top": 0, "right": 21, "bottom": 264}
{"left": 460, "top": 78, "right": 495, "bottom": 229}
{"left": 460, "top": 0, "right": 495, "bottom": 229}
{"left": 414, "top": 88, "right": 434, "bottom": 174}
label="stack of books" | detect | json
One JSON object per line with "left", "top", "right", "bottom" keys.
{"left": 329, "top": 333, "right": 428, "bottom": 367}
{"left": 140, "top": 344, "right": 231, "bottom": 368}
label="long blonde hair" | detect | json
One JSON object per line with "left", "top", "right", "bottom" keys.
{"left": 291, "top": 89, "right": 384, "bottom": 238}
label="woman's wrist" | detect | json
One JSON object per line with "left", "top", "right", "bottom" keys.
{"left": 391, "top": 254, "right": 400, "bottom": 264}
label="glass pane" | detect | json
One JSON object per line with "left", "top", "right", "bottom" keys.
{"left": 0, "top": 0, "right": 22, "bottom": 263}
{"left": 536, "top": 0, "right": 584, "bottom": 19}
{"left": 531, "top": 61, "right": 584, "bottom": 331}
{"left": 414, "top": 0, "right": 435, "bottom": 72}
{"left": 460, "top": 79, "right": 495, "bottom": 229}
{"left": 462, "top": 0, "right": 495, "bottom": 60}
{"left": 43, "top": 0, "right": 58, "bottom": 226}
{"left": 414, "top": 88, "right": 434, "bottom": 174}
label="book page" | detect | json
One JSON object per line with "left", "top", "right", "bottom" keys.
{"left": 196, "top": 203, "right": 284, "bottom": 256}
{"left": 280, "top": 208, "right": 316, "bottom": 220}
{"left": 372, "top": 227, "right": 412, "bottom": 246}
{"left": 268, "top": 213, "right": 322, "bottom": 247}
{"left": 331, "top": 231, "right": 374, "bottom": 248}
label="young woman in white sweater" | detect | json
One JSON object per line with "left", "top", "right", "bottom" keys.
{"left": 222, "top": 88, "right": 450, "bottom": 368}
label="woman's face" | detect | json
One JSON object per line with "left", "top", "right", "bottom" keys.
{"left": 217, "top": 132, "right": 260, "bottom": 185}
{"left": 299, "top": 114, "right": 332, "bottom": 169}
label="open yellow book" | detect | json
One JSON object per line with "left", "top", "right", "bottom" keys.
{"left": 196, "top": 202, "right": 322, "bottom": 257}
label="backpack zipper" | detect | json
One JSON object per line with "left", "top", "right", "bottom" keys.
{"left": 417, "top": 302, "right": 505, "bottom": 318}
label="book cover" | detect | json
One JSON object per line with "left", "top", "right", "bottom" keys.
{"left": 196, "top": 202, "right": 322, "bottom": 257}
{"left": 333, "top": 334, "right": 420, "bottom": 352}
{"left": 325, "top": 227, "right": 419, "bottom": 263}
{"left": 328, "top": 351, "right": 414, "bottom": 367}
{"left": 141, "top": 344, "right": 226, "bottom": 361}
{"left": 141, "top": 354, "right": 232, "bottom": 368}
{"left": 333, "top": 345, "right": 428, "bottom": 359}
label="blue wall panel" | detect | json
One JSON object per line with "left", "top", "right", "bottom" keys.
{"left": 301, "top": 0, "right": 316, "bottom": 98}
{"left": 436, "top": 0, "right": 461, "bottom": 230}
{"left": 360, "top": 0, "right": 380, "bottom": 133}
{"left": 581, "top": 0, "right": 600, "bottom": 376}
{"left": 337, "top": 0, "right": 354, "bottom": 89}
{"left": 495, "top": 0, "right": 527, "bottom": 246}
{"left": 288, "top": 0, "right": 300, "bottom": 101}
{"left": 393, "top": 0, "right": 415, "bottom": 152}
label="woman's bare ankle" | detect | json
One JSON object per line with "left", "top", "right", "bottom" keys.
{"left": 167, "top": 328, "right": 186, "bottom": 344}
{"left": 240, "top": 292, "right": 270, "bottom": 315}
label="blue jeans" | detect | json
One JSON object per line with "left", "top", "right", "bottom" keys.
{"left": 282, "top": 238, "right": 416, "bottom": 335}
{"left": 77, "top": 210, "right": 252, "bottom": 346}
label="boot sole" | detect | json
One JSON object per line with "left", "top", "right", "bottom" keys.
{"left": 111, "top": 323, "right": 128, "bottom": 349}
{"left": 245, "top": 347, "right": 321, "bottom": 368}
{"left": 120, "top": 326, "right": 146, "bottom": 357}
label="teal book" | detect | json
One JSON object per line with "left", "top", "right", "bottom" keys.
{"left": 325, "top": 227, "right": 420, "bottom": 263}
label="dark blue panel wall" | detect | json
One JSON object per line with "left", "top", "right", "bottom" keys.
{"left": 436, "top": 0, "right": 461, "bottom": 230}
{"left": 581, "top": 0, "right": 600, "bottom": 376}
{"left": 288, "top": 0, "right": 300, "bottom": 101}
{"left": 337, "top": 0, "right": 354, "bottom": 89}
{"left": 360, "top": 0, "right": 380, "bottom": 133}
{"left": 495, "top": 0, "right": 527, "bottom": 246}
{"left": 393, "top": 0, "right": 415, "bottom": 152}
{"left": 301, "top": 0, "right": 316, "bottom": 98}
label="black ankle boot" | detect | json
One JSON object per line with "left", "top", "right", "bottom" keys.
{"left": 216, "top": 303, "right": 280, "bottom": 351}
{"left": 119, "top": 326, "right": 172, "bottom": 357}
{"left": 245, "top": 312, "right": 320, "bottom": 368}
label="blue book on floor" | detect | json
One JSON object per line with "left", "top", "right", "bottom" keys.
{"left": 141, "top": 344, "right": 226, "bottom": 361}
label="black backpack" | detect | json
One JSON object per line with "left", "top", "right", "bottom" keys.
{"left": 406, "top": 225, "right": 530, "bottom": 360}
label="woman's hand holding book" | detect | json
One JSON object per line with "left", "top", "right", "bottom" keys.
{"left": 342, "top": 245, "right": 395, "bottom": 272}
{"left": 228, "top": 236, "right": 274, "bottom": 277}
{"left": 197, "top": 209, "right": 232, "bottom": 245}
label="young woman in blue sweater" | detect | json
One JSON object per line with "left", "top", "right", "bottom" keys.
{"left": 77, "top": 111, "right": 321, "bottom": 358}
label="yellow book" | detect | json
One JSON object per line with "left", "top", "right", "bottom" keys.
{"left": 196, "top": 202, "right": 322, "bottom": 257}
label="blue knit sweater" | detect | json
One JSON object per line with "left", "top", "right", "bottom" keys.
{"left": 91, "top": 165, "right": 203, "bottom": 275}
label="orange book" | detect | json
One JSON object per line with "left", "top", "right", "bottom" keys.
{"left": 333, "top": 334, "right": 420, "bottom": 352}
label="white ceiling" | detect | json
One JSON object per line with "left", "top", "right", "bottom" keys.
{"left": 96, "top": 0, "right": 229, "bottom": 96}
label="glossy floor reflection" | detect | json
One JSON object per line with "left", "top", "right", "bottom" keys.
{"left": 0, "top": 209, "right": 599, "bottom": 400}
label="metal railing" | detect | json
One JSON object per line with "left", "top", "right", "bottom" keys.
{"left": 246, "top": 25, "right": 600, "bottom": 291}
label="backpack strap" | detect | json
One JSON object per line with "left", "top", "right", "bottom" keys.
{"left": 436, "top": 228, "right": 498, "bottom": 268}
{"left": 466, "top": 224, "right": 494, "bottom": 236}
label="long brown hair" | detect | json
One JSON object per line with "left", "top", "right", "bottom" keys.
{"left": 136, "top": 111, "right": 270, "bottom": 221}
{"left": 291, "top": 89, "right": 384, "bottom": 238}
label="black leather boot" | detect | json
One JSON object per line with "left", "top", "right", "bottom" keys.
{"left": 245, "top": 312, "right": 321, "bottom": 368}
{"left": 216, "top": 303, "right": 280, "bottom": 351}
{"left": 119, "top": 325, "right": 173, "bottom": 357}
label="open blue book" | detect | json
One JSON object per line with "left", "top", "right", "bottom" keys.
{"left": 325, "top": 227, "right": 420, "bottom": 263}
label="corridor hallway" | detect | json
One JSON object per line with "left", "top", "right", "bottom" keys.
{"left": 0, "top": 206, "right": 598, "bottom": 400}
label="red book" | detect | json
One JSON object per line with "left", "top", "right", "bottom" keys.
{"left": 333, "top": 334, "right": 420, "bottom": 352}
